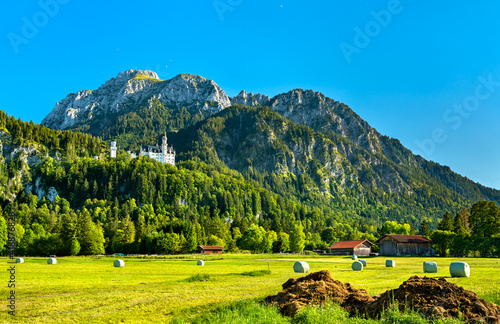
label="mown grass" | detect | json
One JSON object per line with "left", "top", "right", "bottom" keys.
{"left": 241, "top": 270, "right": 271, "bottom": 276}
{"left": 1, "top": 255, "right": 498, "bottom": 323}
{"left": 172, "top": 299, "right": 465, "bottom": 324}
{"left": 185, "top": 274, "right": 211, "bottom": 282}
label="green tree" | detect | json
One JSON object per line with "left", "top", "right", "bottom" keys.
{"left": 290, "top": 222, "right": 305, "bottom": 253}
{"left": 320, "top": 227, "right": 336, "bottom": 245}
{"left": 238, "top": 224, "right": 265, "bottom": 252}
{"left": 380, "top": 221, "right": 411, "bottom": 235}
{"left": 453, "top": 212, "right": 467, "bottom": 235}
{"left": 431, "top": 230, "right": 455, "bottom": 256}
{"left": 112, "top": 216, "right": 136, "bottom": 253}
{"left": 77, "top": 209, "right": 105, "bottom": 255}
{"left": 470, "top": 201, "right": 500, "bottom": 239}
{"left": 469, "top": 201, "right": 500, "bottom": 254}
{"left": 261, "top": 230, "right": 277, "bottom": 253}
{"left": 206, "top": 235, "right": 224, "bottom": 248}
{"left": 0, "top": 217, "right": 7, "bottom": 253}
{"left": 163, "top": 232, "right": 181, "bottom": 254}
{"left": 419, "top": 220, "right": 431, "bottom": 238}
{"left": 69, "top": 238, "right": 81, "bottom": 256}
{"left": 437, "top": 212, "right": 454, "bottom": 232}
{"left": 273, "top": 232, "right": 290, "bottom": 253}
{"left": 185, "top": 224, "right": 198, "bottom": 252}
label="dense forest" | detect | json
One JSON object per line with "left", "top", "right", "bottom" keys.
{"left": 0, "top": 108, "right": 499, "bottom": 256}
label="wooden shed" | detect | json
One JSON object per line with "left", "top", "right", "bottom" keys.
{"left": 376, "top": 235, "right": 435, "bottom": 256}
{"left": 198, "top": 245, "right": 224, "bottom": 254}
{"left": 328, "top": 240, "right": 373, "bottom": 256}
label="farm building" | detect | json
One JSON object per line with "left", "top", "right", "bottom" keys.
{"left": 198, "top": 245, "right": 224, "bottom": 254}
{"left": 377, "top": 235, "right": 435, "bottom": 256}
{"left": 328, "top": 240, "right": 373, "bottom": 256}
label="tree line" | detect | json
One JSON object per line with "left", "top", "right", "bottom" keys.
{"left": 424, "top": 201, "right": 500, "bottom": 256}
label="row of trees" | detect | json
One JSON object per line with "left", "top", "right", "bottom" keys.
{"left": 423, "top": 202, "right": 500, "bottom": 256}
{"left": 0, "top": 194, "right": 308, "bottom": 256}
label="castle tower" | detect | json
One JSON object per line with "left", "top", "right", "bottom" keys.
{"left": 161, "top": 133, "right": 168, "bottom": 163}
{"left": 110, "top": 140, "right": 117, "bottom": 158}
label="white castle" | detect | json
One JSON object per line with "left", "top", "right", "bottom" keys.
{"left": 139, "top": 134, "right": 176, "bottom": 166}
{"left": 109, "top": 134, "right": 175, "bottom": 166}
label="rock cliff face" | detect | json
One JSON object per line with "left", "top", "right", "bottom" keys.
{"left": 42, "top": 70, "right": 232, "bottom": 130}
{"left": 230, "top": 90, "right": 270, "bottom": 107}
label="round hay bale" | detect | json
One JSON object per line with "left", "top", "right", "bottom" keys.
{"left": 351, "top": 255, "right": 358, "bottom": 260}
{"left": 114, "top": 259, "right": 125, "bottom": 268}
{"left": 423, "top": 261, "right": 438, "bottom": 273}
{"left": 386, "top": 260, "right": 395, "bottom": 267}
{"left": 293, "top": 261, "right": 309, "bottom": 273}
{"left": 450, "top": 262, "right": 470, "bottom": 277}
{"left": 47, "top": 258, "right": 57, "bottom": 265}
{"left": 352, "top": 261, "right": 363, "bottom": 271}
{"left": 15, "top": 258, "right": 24, "bottom": 264}
{"left": 197, "top": 260, "right": 204, "bottom": 266}
{"left": 359, "top": 259, "right": 367, "bottom": 267}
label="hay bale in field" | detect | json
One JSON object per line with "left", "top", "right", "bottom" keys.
{"left": 450, "top": 262, "right": 470, "bottom": 277}
{"left": 293, "top": 261, "right": 309, "bottom": 273}
{"left": 47, "top": 258, "right": 57, "bottom": 265}
{"left": 351, "top": 255, "right": 358, "bottom": 260}
{"left": 197, "top": 260, "right": 204, "bottom": 266}
{"left": 352, "top": 261, "right": 363, "bottom": 271}
{"left": 423, "top": 261, "right": 437, "bottom": 273}
{"left": 114, "top": 259, "right": 125, "bottom": 268}
{"left": 359, "top": 259, "right": 367, "bottom": 267}
{"left": 386, "top": 260, "right": 395, "bottom": 267}
{"left": 16, "top": 258, "right": 24, "bottom": 263}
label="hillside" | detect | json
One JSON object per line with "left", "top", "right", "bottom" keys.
{"left": 169, "top": 105, "right": 500, "bottom": 227}
{"left": 39, "top": 70, "right": 500, "bottom": 228}
{"left": 0, "top": 110, "right": 106, "bottom": 203}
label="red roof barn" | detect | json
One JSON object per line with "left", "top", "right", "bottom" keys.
{"left": 328, "top": 240, "right": 373, "bottom": 256}
{"left": 198, "top": 245, "right": 224, "bottom": 254}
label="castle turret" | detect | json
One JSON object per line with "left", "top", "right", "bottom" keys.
{"left": 161, "top": 133, "right": 168, "bottom": 163}
{"left": 110, "top": 140, "right": 117, "bottom": 158}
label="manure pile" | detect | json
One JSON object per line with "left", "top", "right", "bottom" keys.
{"left": 265, "top": 271, "right": 500, "bottom": 323}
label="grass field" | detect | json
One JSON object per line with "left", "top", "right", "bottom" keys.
{"left": 2, "top": 254, "right": 499, "bottom": 323}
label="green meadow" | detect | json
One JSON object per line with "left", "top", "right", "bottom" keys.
{"left": 2, "top": 255, "right": 499, "bottom": 323}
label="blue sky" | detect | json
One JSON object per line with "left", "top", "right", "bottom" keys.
{"left": 1, "top": 0, "right": 499, "bottom": 189}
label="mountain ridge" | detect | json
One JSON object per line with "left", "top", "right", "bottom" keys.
{"left": 39, "top": 70, "right": 500, "bottom": 217}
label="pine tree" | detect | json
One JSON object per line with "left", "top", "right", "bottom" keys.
{"left": 437, "top": 212, "right": 454, "bottom": 232}
{"left": 453, "top": 213, "right": 467, "bottom": 235}
{"left": 458, "top": 207, "right": 470, "bottom": 233}
{"left": 186, "top": 224, "right": 198, "bottom": 252}
{"left": 419, "top": 220, "right": 431, "bottom": 238}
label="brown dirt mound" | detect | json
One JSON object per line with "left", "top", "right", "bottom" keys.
{"left": 264, "top": 270, "right": 373, "bottom": 316}
{"left": 360, "top": 275, "right": 500, "bottom": 323}
{"left": 266, "top": 271, "right": 500, "bottom": 323}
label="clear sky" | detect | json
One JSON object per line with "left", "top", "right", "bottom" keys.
{"left": 1, "top": 1, "right": 499, "bottom": 189}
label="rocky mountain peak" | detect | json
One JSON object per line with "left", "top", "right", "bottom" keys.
{"left": 42, "top": 71, "right": 232, "bottom": 130}
{"left": 174, "top": 73, "right": 207, "bottom": 82}
{"left": 230, "top": 90, "right": 270, "bottom": 107}
{"left": 103, "top": 69, "right": 160, "bottom": 88}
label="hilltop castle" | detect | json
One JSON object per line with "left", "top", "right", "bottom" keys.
{"left": 109, "top": 134, "right": 175, "bottom": 166}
